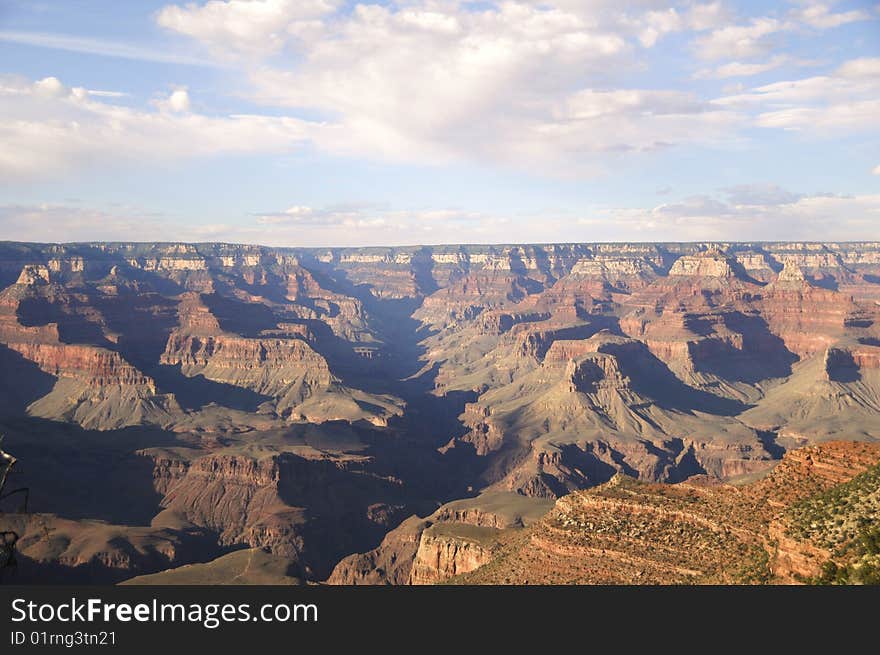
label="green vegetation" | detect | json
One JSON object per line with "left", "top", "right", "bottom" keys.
{"left": 786, "top": 462, "right": 880, "bottom": 585}
{"left": 787, "top": 462, "right": 880, "bottom": 548}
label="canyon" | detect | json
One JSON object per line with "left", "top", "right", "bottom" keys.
{"left": 0, "top": 240, "right": 878, "bottom": 584}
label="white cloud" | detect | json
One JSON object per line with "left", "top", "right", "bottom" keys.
{"left": 0, "top": 75, "right": 315, "bottom": 179}
{"left": 4, "top": 184, "right": 878, "bottom": 247}
{"left": 146, "top": 2, "right": 880, "bottom": 171}
{"left": 156, "top": 88, "right": 192, "bottom": 113}
{"left": 694, "top": 17, "right": 790, "bottom": 60}
{"left": 755, "top": 100, "right": 880, "bottom": 131}
{"left": 587, "top": 188, "right": 880, "bottom": 241}
{"left": 255, "top": 203, "right": 497, "bottom": 231}
{"left": 872, "top": 164, "right": 880, "bottom": 176}
{"left": 694, "top": 55, "right": 805, "bottom": 79}
{"left": 635, "top": 8, "right": 684, "bottom": 48}
{"left": 722, "top": 183, "right": 802, "bottom": 206}
{"left": 686, "top": 1, "right": 731, "bottom": 31}
{"left": 0, "top": 204, "right": 174, "bottom": 243}
{"left": 242, "top": 2, "right": 660, "bottom": 168}
{"left": 838, "top": 57, "right": 880, "bottom": 78}
{"left": 693, "top": 2, "right": 873, "bottom": 61}
{"left": 631, "top": 3, "right": 730, "bottom": 47}
{"left": 32, "top": 75, "right": 67, "bottom": 97}
{"left": 4, "top": 3, "right": 877, "bottom": 183}
{"left": 156, "top": 0, "right": 341, "bottom": 57}
{"left": 86, "top": 89, "right": 130, "bottom": 98}
{"left": 534, "top": 88, "right": 742, "bottom": 158}
{"left": 0, "top": 202, "right": 516, "bottom": 247}
{"left": 715, "top": 57, "right": 880, "bottom": 132}
{"left": 791, "top": 3, "right": 871, "bottom": 29}
{"left": 238, "top": 2, "right": 754, "bottom": 170}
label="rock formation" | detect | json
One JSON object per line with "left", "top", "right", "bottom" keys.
{"left": 450, "top": 442, "right": 880, "bottom": 585}
{"left": 0, "top": 240, "right": 878, "bottom": 585}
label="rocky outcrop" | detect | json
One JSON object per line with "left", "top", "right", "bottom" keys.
{"left": 157, "top": 453, "right": 308, "bottom": 558}
{"left": 458, "top": 403, "right": 505, "bottom": 456}
{"left": 764, "top": 442, "right": 880, "bottom": 583}
{"left": 668, "top": 249, "right": 737, "bottom": 278}
{"left": 825, "top": 344, "right": 880, "bottom": 374}
{"left": 408, "top": 525, "right": 497, "bottom": 584}
{"left": 542, "top": 333, "right": 642, "bottom": 366}
{"left": 163, "top": 334, "right": 329, "bottom": 384}
{"left": 157, "top": 292, "right": 401, "bottom": 425}
{"left": 735, "top": 252, "right": 777, "bottom": 281}
{"left": 0, "top": 273, "right": 176, "bottom": 428}
{"left": 16, "top": 264, "right": 51, "bottom": 285}
{"left": 11, "top": 343, "right": 156, "bottom": 389}
{"left": 477, "top": 311, "right": 551, "bottom": 336}
{"left": 758, "top": 278, "right": 857, "bottom": 359}
{"left": 777, "top": 261, "right": 806, "bottom": 283}
{"left": 451, "top": 328, "right": 775, "bottom": 497}
{"left": 327, "top": 517, "right": 430, "bottom": 585}
{"left": 768, "top": 520, "right": 830, "bottom": 582}
{"left": 452, "top": 442, "right": 880, "bottom": 585}
{"left": 326, "top": 491, "right": 553, "bottom": 584}
{"left": 142, "top": 447, "right": 417, "bottom": 579}
{"left": 1, "top": 240, "right": 879, "bottom": 585}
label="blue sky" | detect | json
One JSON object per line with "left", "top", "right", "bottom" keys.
{"left": 0, "top": 0, "right": 878, "bottom": 246}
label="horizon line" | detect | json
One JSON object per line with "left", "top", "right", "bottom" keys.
{"left": 2, "top": 238, "right": 878, "bottom": 250}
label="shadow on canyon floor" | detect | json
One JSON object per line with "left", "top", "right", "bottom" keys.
{"left": 0, "top": 417, "right": 181, "bottom": 526}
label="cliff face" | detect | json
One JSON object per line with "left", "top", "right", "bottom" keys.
{"left": 327, "top": 516, "right": 430, "bottom": 585}
{"left": 0, "top": 273, "right": 178, "bottom": 429}
{"left": 668, "top": 250, "right": 737, "bottom": 278}
{"left": 454, "top": 331, "right": 774, "bottom": 497}
{"left": 326, "top": 492, "right": 552, "bottom": 585}
{"left": 756, "top": 278, "right": 856, "bottom": 359}
{"left": 157, "top": 454, "right": 307, "bottom": 558}
{"left": 146, "top": 448, "right": 414, "bottom": 578}
{"left": 408, "top": 527, "right": 496, "bottom": 584}
{"left": 162, "top": 332, "right": 333, "bottom": 400}
{"left": 1, "top": 240, "right": 879, "bottom": 585}
{"left": 11, "top": 343, "right": 156, "bottom": 389}
{"left": 449, "top": 442, "right": 880, "bottom": 585}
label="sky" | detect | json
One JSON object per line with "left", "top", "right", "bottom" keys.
{"left": 0, "top": 0, "right": 878, "bottom": 247}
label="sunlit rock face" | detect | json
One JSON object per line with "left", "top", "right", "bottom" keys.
{"left": 1, "top": 240, "right": 879, "bottom": 584}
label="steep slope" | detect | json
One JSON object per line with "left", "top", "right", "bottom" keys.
{"left": 0, "top": 265, "right": 180, "bottom": 429}
{"left": 777, "top": 458, "right": 880, "bottom": 584}
{"left": 450, "top": 331, "right": 772, "bottom": 497}
{"left": 160, "top": 293, "right": 403, "bottom": 426}
{"left": 452, "top": 441, "right": 880, "bottom": 585}
{"left": 327, "top": 492, "right": 553, "bottom": 585}
{"left": 619, "top": 250, "right": 794, "bottom": 398}
{"left": 2, "top": 240, "right": 880, "bottom": 585}
{"left": 741, "top": 344, "right": 880, "bottom": 442}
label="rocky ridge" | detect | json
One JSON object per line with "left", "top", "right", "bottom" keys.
{"left": 1, "top": 240, "right": 878, "bottom": 584}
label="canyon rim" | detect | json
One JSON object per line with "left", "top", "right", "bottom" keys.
{"left": 0, "top": 241, "right": 878, "bottom": 585}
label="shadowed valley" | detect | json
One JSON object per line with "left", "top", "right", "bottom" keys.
{"left": 1, "top": 241, "right": 879, "bottom": 585}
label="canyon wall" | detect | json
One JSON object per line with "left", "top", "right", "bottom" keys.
{"left": 1, "top": 240, "right": 878, "bottom": 584}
